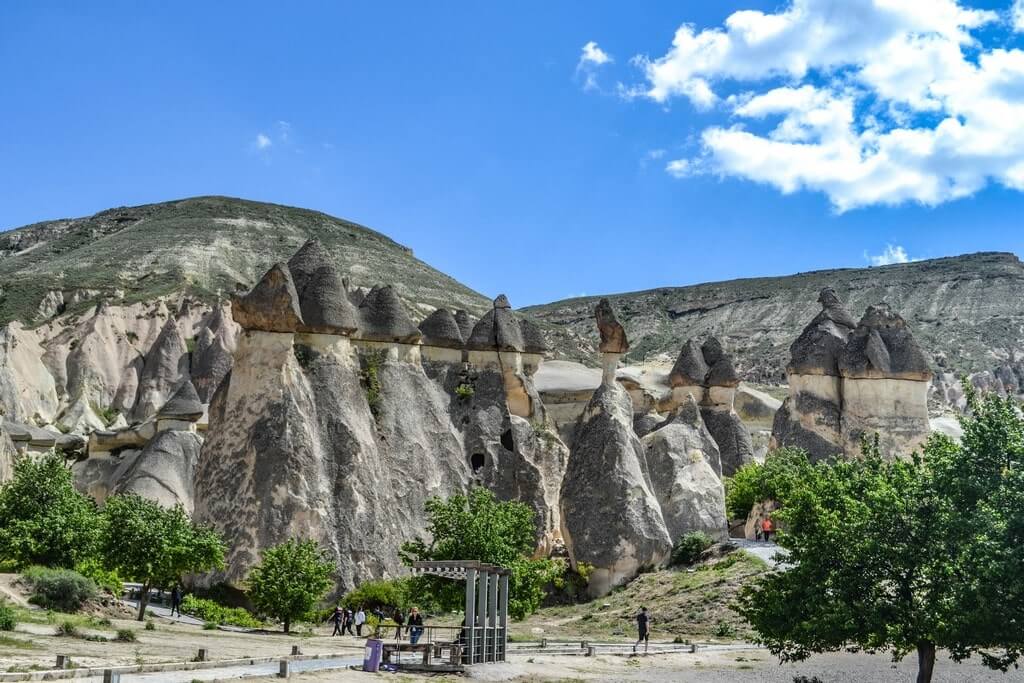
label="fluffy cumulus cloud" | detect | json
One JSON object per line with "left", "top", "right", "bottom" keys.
{"left": 625, "top": 0, "right": 1024, "bottom": 211}
{"left": 866, "top": 244, "right": 918, "bottom": 266}
{"left": 578, "top": 41, "right": 613, "bottom": 91}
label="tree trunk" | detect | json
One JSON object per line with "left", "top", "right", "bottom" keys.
{"left": 284, "top": 618, "right": 290, "bottom": 634}
{"left": 916, "top": 641, "right": 936, "bottom": 683}
{"left": 136, "top": 583, "right": 151, "bottom": 621}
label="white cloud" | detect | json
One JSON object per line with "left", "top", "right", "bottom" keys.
{"left": 866, "top": 244, "right": 918, "bottom": 266}
{"left": 255, "top": 133, "right": 272, "bottom": 150}
{"left": 626, "top": 0, "right": 1024, "bottom": 210}
{"left": 580, "top": 41, "right": 612, "bottom": 67}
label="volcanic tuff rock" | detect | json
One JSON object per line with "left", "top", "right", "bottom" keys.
{"left": 134, "top": 317, "right": 190, "bottom": 421}
{"left": 595, "top": 298, "right": 629, "bottom": 354}
{"left": 418, "top": 309, "right": 465, "bottom": 349}
{"left": 560, "top": 381, "right": 671, "bottom": 597}
{"left": 358, "top": 285, "right": 422, "bottom": 343}
{"left": 641, "top": 397, "right": 728, "bottom": 541}
{"left": 526, "top": 252, "right": 1024, "bottom": 386}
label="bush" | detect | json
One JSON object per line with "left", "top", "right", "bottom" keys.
{"left": 341, "top": 578, "right": 410, "bottom": 612}
{"left": 180, "top": 595, "right": 261, "bottom": 628}
{"left": 74, "top": 558, "right": 123, "bottom": 595}
{"left": 55, "top": 620, "right": 78, "bottom": 637}
{"left": 144, "top": 620, "right": 155, "bottom": 631}
{"left": 0, "top": 600, "right": 16, "bottom": 631}
{"left": 115, "top": 628, "right": 137, "bottom": 642}
{"left": 670, "top": 532, "right": 714, "bottom": 567}
{"left": 24, "top": 567, "right": 97, "bottom": 612}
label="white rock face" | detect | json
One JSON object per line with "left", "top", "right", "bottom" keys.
{"left": 841, "top": 377, "right": 931, "bottom": 457}
{"left": 0, "top": 323, "right": 59, "bottom": 424}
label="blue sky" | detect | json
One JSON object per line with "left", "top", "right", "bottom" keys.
{"left": 2, "top": 1, "right": 1023, "bottom": 306}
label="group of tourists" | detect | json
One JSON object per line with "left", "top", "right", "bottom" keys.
{"left": 328, "top": 605, "right": 424, "bottom": 643}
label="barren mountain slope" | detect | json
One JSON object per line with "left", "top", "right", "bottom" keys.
{"left": 527, "top": 252, "right": 1024, "bottom": 382}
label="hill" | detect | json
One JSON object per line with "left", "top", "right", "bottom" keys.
{"left": 0, "top": 196, "right": 491, "bottom": 325}
{"left": 527, "top": 252, "right": 1024, "bottom": 382}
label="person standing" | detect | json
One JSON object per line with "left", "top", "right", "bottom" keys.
{"left": 355, "top": 606, "right": 366, "bottom": 637}
{"left": 342, "top": 608, "right": 354, "bottom": 635}
{"left": 169, "top": 585, "right": 182, "bottom": 617}
{"left": 330, "top": 605, "right": 344, "bottom": 636}
{"left": 392, "top": 608, "right": 405, "bottom": 640}
{"left": 761, "top": 517, "right": 774, "bottom": 542}
{"left": 636, "top": 606, "right": 650, "bottom": 652}
{"left": 407, "top": 607, "right": 424, "bottom": 644}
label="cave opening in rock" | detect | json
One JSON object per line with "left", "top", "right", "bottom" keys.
{"left": 470, "top": 452, "right": 486, "bottom": 472}
{"left": 500, "top": 429, "right": 515, "bottom": 451}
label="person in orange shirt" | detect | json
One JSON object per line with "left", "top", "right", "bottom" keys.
{"left": 761, "top": 517, "right": 774, "bottom": 542}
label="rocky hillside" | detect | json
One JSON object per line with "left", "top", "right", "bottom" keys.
{"left": 0, "top": 196, "right": 490, "bottom": 325}
{"left": 527, "top": 252, "right": 1024, "bottom": 383}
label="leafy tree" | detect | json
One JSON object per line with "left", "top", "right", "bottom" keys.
{"left": 0, "top": 452, "right": 100, "bottom": 569}
{"left": 400, "top": 487, "right": 560, "bottom": 620}
{"left": 735, "top": 388, "right": 1024, "bottom": 683}
{"left": 669, "top": 531, "right": 714, "bottom": 566}
{"left": 341, "top": 577, "right": 411, "bottom": 612}
{"left": 99, "top": 493, "right": 225, "bottom": 620}
{"left": 247, "top": 539, "right": 334, "bottom": 633}
{"left": 724, "top": 447, "right": 813, "bottom": 519}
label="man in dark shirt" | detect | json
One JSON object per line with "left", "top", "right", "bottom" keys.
{"left": 636, "top": 606, "right": 650, "bottom": 652}
{"left": 407, "top": 606, "right": 425, "bottom": 644}
{"left": 169, "top": 585, "right": 182, "bottom": 617}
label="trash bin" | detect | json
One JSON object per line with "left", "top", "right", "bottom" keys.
{"left": 363, "top": 638, "right": 384, "bottom": 672}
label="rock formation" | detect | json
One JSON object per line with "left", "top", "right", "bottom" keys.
{"left": 134, "top": 317, "right": 189, "bottom": 421}
{"left": 595, "top": 298, "right": 628, "bottom": 384}
{"left": 641, "top": 396, "right": 728, "bottom": 542}
{"left": 560, "top": 300, "right": 671, "bottom": 596}
{"left": 771, "top": 291, "right": 932, "bottom": 459}
{"left": 666, "top": 337, "right": 754, "bottom": 476}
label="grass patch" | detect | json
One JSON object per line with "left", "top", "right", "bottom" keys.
{"left": 0, "top": 634, "right": 38, "bottom": 650}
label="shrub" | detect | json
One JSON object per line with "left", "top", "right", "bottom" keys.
{"left": 454, "top": 383, "right": 474, "bottom": 399}
{"left": 55, "top": 620, "right": 78, "bottom": 637}
{"left": 180, "top": 595, "right": 262, "bottom": 628}
{"left": 0, "top": 600, "right": 16, "bottom": 631}
{"left": 715, "top": 620, "right": 735, "bottom": 638}
{"left": 24, "top": 567, "right": 97, "bottom": 612}
{"left": 115, "top": 628, "right": 137, "bottom": 642}
{"left": 144, "top": 620, "right": 155, "bottom": 631}
{"left": 670, "top": 532, "right": 714, "bottom": 567}
{"left": 341, "top": 578, "right": 409, "bottom": 612}
{"left": 74, "top": 558, "right": 123, "bottom": 595}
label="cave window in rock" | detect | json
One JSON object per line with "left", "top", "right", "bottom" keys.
{"left": 500, "top": 429, "right": 515, "bottom": 451}
{"left": 471, "top": 453, "right": 486, "bottom": 473}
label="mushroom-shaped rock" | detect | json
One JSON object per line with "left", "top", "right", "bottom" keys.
{"left": 232, "top": 262, "right": 303, "bottom": 332}
{"left": 454, "top": 310, "right": 475, "bottom": 341}
{"left": 418, "top": 309, "right": 464, "bottom": 349}
{"left": 595, "top": 299, "right": 629, "bottom": 354}
{"left": 466, "top": 295, "right": 525, "bottom": 352}
{"left": 357, "top": 285, "right": 422, "bottom": 343}
{"left": 789, "top": 287, "right": 858, "bottom": 376}
{"left": 703, "top": 338, "right": 740, "bottom": 388}
{"left": 158, "top": 380, "right": 204, "bottom": 422}
{"left": 839, "top": 304, "right": 932, "bottom": 380}
{"left": 519, "top": 318, "right": 548, "bottom": 354}
{"left": 287, "top": 241, "right": 359, "bottom": 335}
{"left": 669, "top": 339, "right": 709, "bottom": 387}
{"left": 642, "top": 396, "right": 728, "bottom": 540}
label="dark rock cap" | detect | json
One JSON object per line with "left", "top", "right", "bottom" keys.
{"left": 704, "top": 340, "right": 740, "bottom": 388}
{"left": 669, "top": 339, "right": 710, "bottom": 387}
{"left": 356, "top": 285, "right": 422, "bottom": 343}
{"left": 232, "top": 262, "right": 304, "bottom": 332}
{"left": 788, "top": 287, "right": 857, "bottom": 376}
{"left": 454, "top": 310, "right": 475, "bottom": 341}
{"left": 158, "top": 380, "right": 205, "bottom": 421}
{"left": 287, "top": 240, "right": 359, "bottom": 335}
{"left": 839, "top": 304, "right": 932, "bottom": 380}
{"left": 466, "top": 295, "right": 525, "bottom": 352}
{"left": 519, "top": 318, "right": 548, "bottom": 354}
{"left": 418, "top": 309, "right": 464, "bottom": 349}
{"left": 595, "top": 298, "right": 629, "bottom": 354}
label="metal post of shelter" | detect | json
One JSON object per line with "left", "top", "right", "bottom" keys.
{"left": 475, "top": 570, "right": 488, "bottom": 663}
{"left": 487, "top": 570, "right": 498, "bottom": 662}
{"left": 464, "top": 567, "right": 476, "bottom": 665}
{"left": 498, "top": 573, "right": 509, "bottom": 661}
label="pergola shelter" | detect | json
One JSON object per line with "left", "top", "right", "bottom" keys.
{"left": 410, "top": 560, "right": 510, "bottom": 664}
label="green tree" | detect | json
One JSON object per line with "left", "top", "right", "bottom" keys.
{"left": 735, "top": 389, "right": 1024, "bottom": 683}
{"left": 724, "top": 447, "right": 813, "bottom": 519}
{"left": 0, "top": 452, "right": 100, "bottom": 569}
{"left": 400, "top": 487, "right": 560, "bottom": 620}
{"left": 247, "top": 539, "right": 334, "bottom": 633}
{"left": 99, "top": 493, "right": 225, "bottom": 620}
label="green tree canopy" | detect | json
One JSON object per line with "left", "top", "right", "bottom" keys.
{"left": 400, "top": 487, "right": 559, "bottom": 620}
{"left": 724, "top": 447, "right": 814, "bottom": 519}
{"left": 247, "top": 539, "right": 334, "bottom": 633}
{"left": 99, "top": 493, "right": 225, "bottom": 620}
{"left": 735, "top": 388, "right": 1024, "bottom": 683}
{"left": 0, "top": 452, "right": 100, "bottom": 569}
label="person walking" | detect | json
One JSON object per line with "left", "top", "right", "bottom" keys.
{"left": 636, "top": 606, "right": 650, "bottom": 652}
{"left": 169, "top": 585, "right": 182, "bottom": 617}
{"left": 330, "top": 605, "right": 344, "bottom": 636}
{"left": 761, "top": 516, "right": 774, "bottom": 542}
{"left": 407, "top": 607, "right": 424, "bottom": 644}
{"left": 355, "top": 606, "right": 366, "bottom": 637}
{"left": 342, "top": 608, "right": 355, "bottom": 635}
{"left": 392, "top": 607, "right": 405, "bottom": 640}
